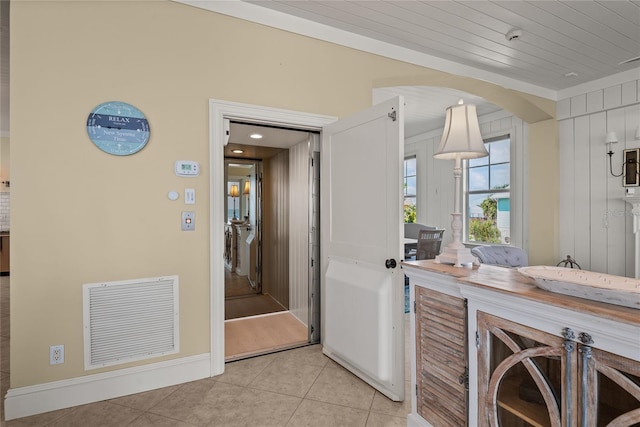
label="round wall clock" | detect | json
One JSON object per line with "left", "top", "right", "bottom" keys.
{"left": 86, "top": 101, "right": 150, "bottom": 155}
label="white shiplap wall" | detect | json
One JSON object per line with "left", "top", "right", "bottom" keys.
{"left": 405, "top": 110, "right": 528, "bottom": 251}
{"left": 557, "top": 79, "right": 640, "bottom": 277}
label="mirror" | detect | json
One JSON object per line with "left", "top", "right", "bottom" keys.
{"left": 225, "top": 159, "right": 261, "bottom": 293}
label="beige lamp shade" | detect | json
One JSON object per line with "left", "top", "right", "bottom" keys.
{"left": 434, "top": 100, "right": 488, "bottom": 160}
{"left": 243, "top": 181, "right": 250, "bottom": 195}
{"left": 229, "top": 184, "right": 240, "bottom": 198}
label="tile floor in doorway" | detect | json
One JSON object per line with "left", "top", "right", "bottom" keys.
{"left": 1, "top": 276, "right": 412, "bottom": 426}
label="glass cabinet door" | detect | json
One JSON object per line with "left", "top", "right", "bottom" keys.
{"left": 581, "top": 343, "right": 640, "bottom": 426}
{"left": 477, "top": 312, "right": 578, "bottom": 427}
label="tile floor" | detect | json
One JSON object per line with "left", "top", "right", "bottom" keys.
{"left": 1, "top": 276, "right": 412, "bottom": 426}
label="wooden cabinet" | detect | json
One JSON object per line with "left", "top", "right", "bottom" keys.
{"left": 478, "top": 312, "right": 640, "bottom": 427}
{"left": 414, "top": 286, "right": 468, "bottom": 426}
{"left": 0, "top": 234, "right": 8, "bottom": 275}
{"left": 404, "top": 261, "right": 640, "bottom": 427}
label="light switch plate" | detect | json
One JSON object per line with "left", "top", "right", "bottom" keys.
{"left": 185, "top": 188, "right": 195, "bottom": 205}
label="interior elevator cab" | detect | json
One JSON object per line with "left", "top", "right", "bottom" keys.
{"left": 223, "top": 122, "right": 321, "bottom": 356}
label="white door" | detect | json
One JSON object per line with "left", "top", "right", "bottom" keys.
{"left": 321, "top": 97, "right": 405, "bottom": 401}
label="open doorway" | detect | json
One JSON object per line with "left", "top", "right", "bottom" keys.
{"left": 209, "top": 100, "right": 335, "bottom": 375}
{"left": 223, "top": 121, "right": 321, "bottom": 361}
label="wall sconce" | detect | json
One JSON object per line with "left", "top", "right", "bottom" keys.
{"left": 606, "top": 131, "right": 640, "bottom": 186}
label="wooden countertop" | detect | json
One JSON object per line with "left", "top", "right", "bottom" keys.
{"left": 402, "top": 260, "right": 639, "bottom": 326}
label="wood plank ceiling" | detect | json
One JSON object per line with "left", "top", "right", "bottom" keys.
{"left": 244, "top": 0, "right": 640, "bottom": 91}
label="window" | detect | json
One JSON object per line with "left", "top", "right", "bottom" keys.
{"left": 404, "top": 156, "right": 417, "bottom": 223}
{"left": 467, "top": 136, "right": 510, "bottom": 244}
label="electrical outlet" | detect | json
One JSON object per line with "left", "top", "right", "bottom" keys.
{"left": 50, "top": 345, "right": 64, "bottom": 365}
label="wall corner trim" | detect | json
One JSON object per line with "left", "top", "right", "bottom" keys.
{"left": 4, "top": 353, "right": 211, "bottom": 421}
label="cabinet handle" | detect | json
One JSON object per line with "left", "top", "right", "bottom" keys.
{"left": 579, "top": 333, "right": 594, "bottom": 427}
{"left": 562, "top": 328, "right": 576, "bottom": 427}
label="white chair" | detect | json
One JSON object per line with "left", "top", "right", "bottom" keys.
{"left": 471, "top": 245, "right": 528, "bottom": 268}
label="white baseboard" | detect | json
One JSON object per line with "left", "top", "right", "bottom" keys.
{"left": 407, "top": 413, "right": 433, "bottom": 427}
{"left": 4, "top": 353, "right": 211, "bottom": 421}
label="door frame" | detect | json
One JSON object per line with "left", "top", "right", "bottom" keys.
{"left": 209, "top": 99, "right": 335, "bottom": 375}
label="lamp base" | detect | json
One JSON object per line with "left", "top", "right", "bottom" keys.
{"left": 435, "top": 246, "right": 477, "bottom": 268}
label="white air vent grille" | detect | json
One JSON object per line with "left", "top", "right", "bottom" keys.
{"left": 83, "top": 276, "right": 179, "bottom": 370}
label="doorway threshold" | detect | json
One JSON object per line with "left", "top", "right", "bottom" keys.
{"left": 225, "top": 311, "right": 308, "bottom": 361}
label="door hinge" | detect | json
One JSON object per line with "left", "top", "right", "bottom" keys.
{"left": 416, "top": 383, "right": 418, "bottom": 396}
{"left": 476, "top": 330, "right": 480, "bottom": 348}
{"left": 413, "top": 300, "right": 416, "bottom": 313}
{"left": 388, "top": 110, "right": 397, "bottom": 121}
{"left": 311, "top": 258, "right": 314, "bottom": 267}
{"left": 310, "top": 325, "right": 314, "bottom": 334}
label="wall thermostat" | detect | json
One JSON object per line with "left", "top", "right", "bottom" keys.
{"left": 175, "top": 160, "right": 199, "bottom": 177}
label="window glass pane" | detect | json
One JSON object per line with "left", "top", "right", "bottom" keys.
{"left": 469, "top": 166, "right": 489, "bottom": 191}
{"left": 404, "top": 197, "right": 416, "bottom": 223}
{"left": 404, "top": 176, "right": 416, "bottom": 196}
{"left": 495, "top": 193, "right": 511, "bottom": 244}
{"left": 466, "top": 135, "right": 510, "bottom": 244}
{"left": 404, "top": 156, "right": 417, "bottom": 223}
{"left": 469, "top": 155, "right": 489, "bottom": 167}
{"left": 405, "top": 157, "right": 416, "bottom": 175}
{"left": 489, "top": 139, "right": 510, "bottom": 163}
{"left": 468, "top": 193, "right": 487, "bottom": 219}
{"left": 468, "top": 193, "right": 502, "bottom": 243}
{"left": 490, "top": 163, "right": 510, "bottom": 189}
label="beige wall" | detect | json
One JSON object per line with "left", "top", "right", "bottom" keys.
{"left": 528, "top": 119, "right": 560, "bottom": 265}
{"left": 10, "top": 1, "right": 557, "bottom": 388}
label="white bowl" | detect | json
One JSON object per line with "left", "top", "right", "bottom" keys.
{"left": 517, "top": 266, "right": 640, "bottom": 309}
